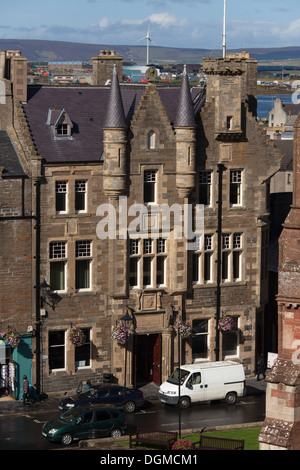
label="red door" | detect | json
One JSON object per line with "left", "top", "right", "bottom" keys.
{"left": 153, "top": 334, "right": 161, "bottom": 385}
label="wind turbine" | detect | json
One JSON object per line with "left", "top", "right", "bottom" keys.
{"left": 136, "top": 25, "right": 154, "bottom": 65}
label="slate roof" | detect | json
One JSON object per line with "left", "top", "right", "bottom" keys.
{"left": 174, "top": 65, "right": 196, "bottom": 128}
{"left": 283, "top": 103, "right": 300, "bottom": 116}
{"left": 273, "top": 140, "right": 293, "bottom": 171}
{"left": 104, "top": 65, "right": 127, "bottom": 129}
{"left": 0, "top": 130, "right": 25, "bottom": 177}
{"left": 23, "top": 84, "right": 206, "bottom": 164}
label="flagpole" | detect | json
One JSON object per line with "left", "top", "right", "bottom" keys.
{"left": 223, "top": 0, "right": 227, "bottom": 58}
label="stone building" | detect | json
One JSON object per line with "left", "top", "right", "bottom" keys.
{"left": 0, "top": 50, "right": 41, "bottom": 399}
{"left": 0, "top": 48, "right": 283, "bottom": 396}
{"left": 259, "top": 114, "right": 300, "bottom": 450}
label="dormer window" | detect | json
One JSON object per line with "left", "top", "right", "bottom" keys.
{"left": 47, "top": 107, "right": 73, "bottom": 140}
{"left": 57, "top": 124, "right": 69, "bottom": 136}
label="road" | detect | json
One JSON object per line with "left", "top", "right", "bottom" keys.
{"left": 0, "top": 393, "right": 265, "bottom": 450}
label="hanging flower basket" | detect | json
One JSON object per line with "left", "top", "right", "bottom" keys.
{"left": 174, "top": 320, "right": 192, "bottom": 339}
{"left": 1, "top": 328, "right": 20, "bottom": 349}
{"left": 69, "top": 326, "right": 86, "bottom": 347}
{"left": 112, "top": 325, "right": 129, "bottom": 346}
{"left": 172, "top": 439, "right": 194, "bottom": 450}
{"left": 218, "top": 315, "right": 235, "bottom": 332}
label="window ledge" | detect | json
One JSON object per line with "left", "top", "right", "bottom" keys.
{"left": 228, "top": 206, "right": 247, "bottom": 211}
{"left": 193, "top": 281, "right": 247, "bottom": 289}
{"left": 53, "top": 213, "right": 91, "bottom": 219}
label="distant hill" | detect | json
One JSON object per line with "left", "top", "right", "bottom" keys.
{"left": 1, "top": 39, "right": 300, "bottom": 64}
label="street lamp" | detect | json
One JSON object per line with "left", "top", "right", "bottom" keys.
{"left": 177, "top": 329, "right": 182, "bottom": 438}
{"left": 35, "top": 279, "right": 62, "bottom": 397}
{"left": 120, "top": 310, "right": 133, "bottom": 423}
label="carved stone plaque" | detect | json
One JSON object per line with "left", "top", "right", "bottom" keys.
{"left": 142, "top": 293, "right": 157, "bottom": 310}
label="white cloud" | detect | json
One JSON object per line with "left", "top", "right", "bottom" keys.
{"left": 284, "top": 18, "right": 300, "bottom": 37}
{"left": 98, "top": 17, "right": 109, "bottom": 29}
{"left": 122, "top": 12, "right": 187, "bottom": 29}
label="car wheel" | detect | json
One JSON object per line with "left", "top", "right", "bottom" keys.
{"left": 124, "top": 400, "right": 136, "bottom": 413}
{"left": 179, "top": 396, "right": 190, "bottom": 409}
{"left": 225, "top": 392, "right": 237, "bottom": 404}
{"left": 60, "top": 433, "right": 73, "bottom": 446}
{"left": 110, "top": 428, "right": 122, "bottom": 438}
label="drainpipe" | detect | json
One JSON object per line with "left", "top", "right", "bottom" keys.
{"left": 34, "top": 179, "right": 41, "bottom": 396}
{"left": 216, "top": 163, "right": 225, "bottom": 361}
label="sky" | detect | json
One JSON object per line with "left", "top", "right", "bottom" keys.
{"left": 1, "top": 0, "right": 300, "bottom": 50}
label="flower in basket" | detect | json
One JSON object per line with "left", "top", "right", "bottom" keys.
{"left": 1, "top": 328, "right": 20, "bottom": 349}
{"left": 112, "top": 325, "right": 129, "bottom": 346}
{"left": 174, "top": 320, "right": 192, "bottom": 339}
{"left": 69, "top": 326, "right": 86, "bottom": 347}
{"left": 218, "top": 315, "right": 235, "bottom": 332}
{"left": 172, "top": 439, "right": 194, "bottom": 450}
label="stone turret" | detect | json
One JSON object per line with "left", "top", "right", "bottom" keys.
{"left": 103, "top": 65, "right": 127, "bottom": 199}
{"left": 92, "top": 50, "right": 123, "bottom": 86}
{"left": 202, "top": 51, "right": 258, "bottom": 139}
{"left": 174, "top": 65, "right": 196, "bottom": 198}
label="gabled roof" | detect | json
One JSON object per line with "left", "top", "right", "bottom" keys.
{"left": 283, "top": 103, "right": 300, "bottom": 116}
{"left": 46, "top": 107, "right": 73, "bottom": 128}
{"left": 23, "top": 84, "right": 205, "bottom": 164}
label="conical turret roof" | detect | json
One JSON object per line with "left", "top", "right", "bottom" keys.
{"left": 104, "top": 65, "right": 127, "bottom": 128}
{"left": 174, "top": 65, "right": 196, "bottom": 127}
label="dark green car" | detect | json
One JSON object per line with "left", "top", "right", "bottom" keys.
{"left": 42, "top": 405, "right": 124, "bottom": 446}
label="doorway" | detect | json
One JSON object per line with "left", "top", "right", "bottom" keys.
{"left": 135, "top": 334, "right": 161, "bottom": 386}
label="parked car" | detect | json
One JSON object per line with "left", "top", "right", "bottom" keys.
{"left": 42, "top": 405, "right": 124, "bottom": 446}
{"left": 58, "top": 384, "right": 145, "bottom": 413}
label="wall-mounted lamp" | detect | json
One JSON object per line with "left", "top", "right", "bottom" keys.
{"left": 40, "top": 279, "right": 62, "bottom": 311}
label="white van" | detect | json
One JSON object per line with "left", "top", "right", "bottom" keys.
{"left": 158, "top": 361, "right": 246, "bottom": 408}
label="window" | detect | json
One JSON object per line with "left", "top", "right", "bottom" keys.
{"left": 222, "top": 317, "right": 239, "bottom": 358}
{"left": 50, "top": 242, "right": 66, "bottom": 291}
{"left": 193, "top": 234, "right": 214, "bottom": 284}
{"left": 129, "top": 239, "right": 140, "bottom": 288}
{"left": 192, "top": 319, "right": 209, "bottom": 361}
{"left": 156, "top": 238, "right": 167, "bottom": 286}
{"left": 144, "top": 170, "right": 157, "bottom": 204}
{"left": 75, "top": 180, "right": 87, "bottom": 212}
{"left": 230, "top": 170, "right": 242, "bottom": 206}
{"left": 148, "top": 131, "right": 156, "bottom": 149}
{"left": 226, "top": 116, "right": 233, "bottom": 130}
{"left": 57, "top": 124, "right": 68, "bottom": 135}
{"left": 222, "top": 233, "right": 243, "bottom": 283}
{"left": 143, "top": 239, "right": 153, "bottom": 286}
{"left": 55, "top": 181, "right": 67, "bottom": 213}
{"left": 76, "top": 241, "right": 92, "bottom": 290}
{"left": 129, "top": 237, "right": 167, "bottom": 289}
{"left": 199, "top": 171, "right": 212, "bottom": 206}
{"left": 233, "top": 233, "right": 242, "bottom": 281}
{"left": 95, "top": 411, "right": 110, "bottom": 422}
{"left": 49, "top": 331, "right": 65, "bottom": 370}
{"left": 75, "top": 328, "right": 91, "bottom": 368}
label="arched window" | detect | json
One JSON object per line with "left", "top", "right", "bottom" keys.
{"left": 148, "top": 131, "right": 156, "bottom": 149}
